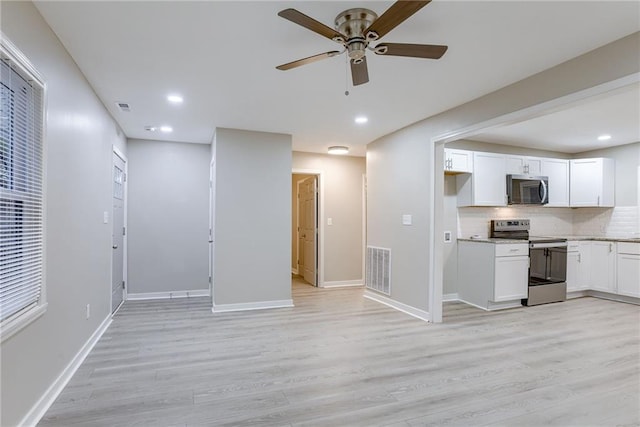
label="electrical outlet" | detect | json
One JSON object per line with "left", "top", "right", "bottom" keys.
{"left": 86, "top": 304, "right": 90, "bottom": 319}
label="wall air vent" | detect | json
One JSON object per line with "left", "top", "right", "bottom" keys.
{"left": 366, "top": 246, "right": 391, "bottom": 295}
{"left": 116, "top": 102, "right": 131, "bottom": 112}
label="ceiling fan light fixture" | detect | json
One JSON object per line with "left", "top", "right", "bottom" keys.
{"left": 328, "top": 145, "right": 349, "bottom": 155}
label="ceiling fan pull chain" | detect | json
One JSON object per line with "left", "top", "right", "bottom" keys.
{"left": 344, "top": 54, "right": 350, "bottom": 96}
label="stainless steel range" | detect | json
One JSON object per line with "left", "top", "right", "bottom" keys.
{"left": 490, "top": 219, "right": 568, "bottom": 306}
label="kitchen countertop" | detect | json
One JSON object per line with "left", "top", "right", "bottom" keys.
{"left": 458, "top": 236, "right": 640, "bottom": 243}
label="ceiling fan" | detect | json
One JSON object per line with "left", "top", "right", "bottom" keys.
{"left": 276, "top": 1, "right": 448, "bottom": 86}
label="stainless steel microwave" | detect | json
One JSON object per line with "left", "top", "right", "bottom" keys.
{"left": 506, "top": 174, "right": 549, "bottom": 205}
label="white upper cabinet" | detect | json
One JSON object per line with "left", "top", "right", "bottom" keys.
{"left": 570, "top": 158, "right": 615, "bottom": 207}
{"left": 505, "top": 155, "right": 542, "bottom": 176}
{"left": 457, "top": 152, "right": 506, "bottom": 207}
{"left": 541, "top": 158, "right": 570, "bottom": 207}
{"left": 444, "top": 148, "right": 473, "bottom": 173}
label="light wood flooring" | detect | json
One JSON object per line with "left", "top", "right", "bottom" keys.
{"left": 40, "top": 278, "right": 640, "bottom": 426}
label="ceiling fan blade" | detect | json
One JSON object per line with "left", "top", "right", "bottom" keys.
{"left": 365, "top": 1, "right": 431, "bottom": 40}
{"left": 350, "top": 57, "right": 369, "bottom": 86}
{"left": 276, "top": 51, "right": 342, "bottom": 71}
{"left": 278, "top": 8, "right": 346, "bottom": 42}
{"left": 375, "top": 43, "right": 448, "bottom": 59}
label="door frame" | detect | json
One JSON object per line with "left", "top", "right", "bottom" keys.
{"left": 112, "top": 145, "right": 128, "bottom": 312}
{"left": 292, "top": 169, "right": 323, "bottom": 287}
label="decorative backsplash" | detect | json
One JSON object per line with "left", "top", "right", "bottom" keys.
{"left": 457, "top": 206, "right": 639, "bottom": 238}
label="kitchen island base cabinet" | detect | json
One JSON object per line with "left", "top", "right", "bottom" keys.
{"left": 457, "top": 241, "right": 528, "bottom": 310}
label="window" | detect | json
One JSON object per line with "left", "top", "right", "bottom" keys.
{"left": 0, "top": 36, "right": 46, "bottom": 342}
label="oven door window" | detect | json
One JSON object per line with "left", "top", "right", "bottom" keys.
{"left": 529, "top": 247, "right": 567, "bottom": 285}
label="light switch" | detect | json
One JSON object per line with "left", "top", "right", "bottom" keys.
{"left": 444, "top": 231, "right": 452, "bottom": 243}
{"left": 103, "top": 211, "right": 109, "bottom": 224}
{"left": 327, "top": 218, "right": 333, "bottom": 226}
{"left": 402, "top": 214, "right": 412, "bottom": 226}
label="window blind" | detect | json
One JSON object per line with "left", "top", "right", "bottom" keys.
{"left": 0, "top": 57, "right": 45, "bottom": 325}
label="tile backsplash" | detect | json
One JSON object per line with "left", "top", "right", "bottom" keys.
{"left": 458, "top": 206, "right": 639, "bottom": 238}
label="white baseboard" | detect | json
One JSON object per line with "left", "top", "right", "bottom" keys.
{"left": 127, "top": 289, "right": 210, "bottom": 300}
{"left": 442, "top": 293, "right": 459, "bottom": 302}
{"left": 212, "top": 299, "right": 294, "bottom": 313}
{"left": 364, "top": 290, "right": 430, "bottom": 322}
{"left": 20, "top": 315, "right": 112, "bottom": 427}
{"left": 321, "top": 280, "right": 363, "bottom": 288}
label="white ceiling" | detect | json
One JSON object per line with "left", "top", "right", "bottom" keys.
{"left": 470, "top": 83, "right": 640, "bottom": 153}
{"left": 34, "top": 1, "right": 640, "bottom": 157}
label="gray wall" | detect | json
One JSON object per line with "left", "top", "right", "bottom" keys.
{"left": 0, "top": 2, "right": 127, "bottom": 425}
{"left": 574, "top": 141, "right": 640, "bottom": 207}
{"left": 367, "top": 32, "right": 640, "bottom": 317}
{"left": 292, "top": 152, "right": 366, "bottom": 284}
{"left": 213, "top": 128, "right": 292, "bottom": 306}
{"left": 127, "top": 139, "right": 210, "bottom": 295}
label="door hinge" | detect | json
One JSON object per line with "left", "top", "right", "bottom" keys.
{"left": 208, "top": 276, "right": 212, "bottom": 284}
{"left": 122, "top": 280, "right": 125, "bottom": 289}
{"left": 123, "top": 173, "right": 127, "bottom": 182}
{"left": 122, "top": 226, "right": 126, "bottom": 236}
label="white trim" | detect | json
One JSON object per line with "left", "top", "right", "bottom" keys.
{"left": 19, "top": 315, "right": 112, "bottom": 427}
{"left": 442, "top": 293, "right": 459, "bottom": 302}
{"left": 212, "top": 299, "right": 294, "bottom": 313}
{"left": 321, "top": 280, "right": 364, "bottom": 288}
{"left": 362, "top": 173, "right": 367, "bottom": 288}
{"left": 291, "top": 268, "right": 299, "bottom": 275}
{"left": 429, "top": 73, "right": 640, "bottom": 324}
{"left": 127, "top": 289, "right": 210, "bottom": 301}
{"left": 292, "top": 168, "right": 324, "bottom": 287}
{"left": 0, "top": 303, "right": 48, "bottom": 343}
{"left": 364, "top": 290, "right": 430, "bottom": 322}
{"left": 112, "top": 147, "right": 128, "bottom": 310}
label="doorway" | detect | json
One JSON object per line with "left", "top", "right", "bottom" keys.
{"left": 292, "top": 172, "right": 321, "bottom": 286}
{"left": 111, "top": 148, "right": 127, "bottom": 314}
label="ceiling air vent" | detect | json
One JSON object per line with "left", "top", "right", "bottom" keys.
{"left": 116, "top": 102, "right": 131, "bottom": 112}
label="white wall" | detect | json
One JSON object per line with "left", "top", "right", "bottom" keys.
{"left": 292, "top": 152, "right": 366, "bottom": 284}
{"left": 0, "top": 2, "right": 127, "bottom": 425}
{"left": 127, "top": 139, "right": 210, "bottom": 296}
{"left": 367, "top": 32, "right": 640, "bottom": 320}
{"left": 212, "top": 128, "right": 292, "bottom": 308}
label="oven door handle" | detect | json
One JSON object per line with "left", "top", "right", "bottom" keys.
{"left": 529, "top": 242, "right": 568, "bottom": 249}
{"left": 539, "top": 179, "right": 548, "bottom": 204}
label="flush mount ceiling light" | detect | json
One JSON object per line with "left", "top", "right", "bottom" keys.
{"left": 597, "top": 134, "right": 612, "bottom": 141}
{"left": 160, "top": 125, "right": 173, "bottom": 133}
{"left": 328, "top": 145, "right": 349, "bottom": 155}
{"left": 167, "top": 94, "right": 183, "bottom": 104}
{"left": 355, "top": 116, "right": 368, "bottom": 124}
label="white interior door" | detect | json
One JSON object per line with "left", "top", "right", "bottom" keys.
{"left": 111, "top": 153, "right": 126, "bottom": 313}
{"left": 301, "top": 176, "right": 317, "bottom": 286}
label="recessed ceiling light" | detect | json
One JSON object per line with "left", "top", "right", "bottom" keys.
{"left": 160, "top": 126, "right": 173, "bottom": 133}
{"left": 354, "top": 116, "right": 368, "bottom": 124}
{"left": 597, "top": 134, "right": 611, "bottom": 141}
{"left": 167, "top": 94, "right": 183, "bottom": 104}
{"left": 328, "top": 146, "right": 349, "bottom": 155}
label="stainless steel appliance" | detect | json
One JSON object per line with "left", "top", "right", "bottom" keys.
{"left": 490, "top": 219, "right": 567, "bottom": 306}
{"left": 506, "top": 175, "right": 549, "bottom": 205}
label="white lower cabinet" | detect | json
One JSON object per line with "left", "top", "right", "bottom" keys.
{"left": 616, "top": 243, "right": 640, "bottom": 298}
{"left": 566, "top": 241, "right": 590, "bottom": 292}
{"left": 589, "top": 241, "right": 617, "bottom": 293}
{"left": 494, "top": 254, "right": 530, "bottom": 301}
{"left": 457, "top": 241, "right": 528, "bottom": 310}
